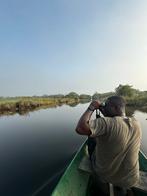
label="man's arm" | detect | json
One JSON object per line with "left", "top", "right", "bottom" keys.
{"left": 75, "top": 100, "right": 100, "bottom": 136}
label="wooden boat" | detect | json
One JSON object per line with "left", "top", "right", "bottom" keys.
{"left": 51, "top": 140, "right": 147, "bottom": 196}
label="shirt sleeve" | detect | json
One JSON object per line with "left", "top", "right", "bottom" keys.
{"left": 89, "top": 117, "right": 108, "bottom": 137}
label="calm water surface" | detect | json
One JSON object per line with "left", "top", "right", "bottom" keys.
{"left": 0, "top": 103, "right": 147, "bottom": 196}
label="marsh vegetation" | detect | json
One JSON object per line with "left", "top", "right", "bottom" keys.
{"left": 0, "top": 93, "right": 91, "bottom": 116}
{"left": 0, "top": 85, "right": 147, "bottom": 116}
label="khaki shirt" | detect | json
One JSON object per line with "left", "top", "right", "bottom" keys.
{"left": 89, "top": 116, "right": 142, "bottom": 188}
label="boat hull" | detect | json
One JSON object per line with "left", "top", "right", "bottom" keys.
{"left": 52, "top": 140, "right": 147, "bottom": 196}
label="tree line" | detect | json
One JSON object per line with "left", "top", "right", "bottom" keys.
{"left": 0, "top": 84, "right": 147, "bottom": 102}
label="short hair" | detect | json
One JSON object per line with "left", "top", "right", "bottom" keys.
{"left": 106, "top": 96, "right": 126, "bottom": 108}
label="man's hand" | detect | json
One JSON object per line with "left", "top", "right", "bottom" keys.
{"left": 88, "top": 100, "right": 101, "bottom": 111}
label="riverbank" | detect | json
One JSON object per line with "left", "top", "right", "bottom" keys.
{"left": 0, "top": 97, "right": 90, "bottom": 116}
{"left": 125, "top": 96, "right": 147, "bottom": 107}
{"left": 1, "top": 92, "right": 147, "bottom": 116}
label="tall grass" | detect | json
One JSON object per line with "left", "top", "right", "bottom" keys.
{"left": 0, "top": 97, "right": 81, "bottom": 114}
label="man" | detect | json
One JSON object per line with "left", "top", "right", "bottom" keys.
{"left": 76, "top": 96, "right": 142, "bottom": 195}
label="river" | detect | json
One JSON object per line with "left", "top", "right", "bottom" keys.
{"left": 0, "top": 103, "right": 146, "bottom": 196}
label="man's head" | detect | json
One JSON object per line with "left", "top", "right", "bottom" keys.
{"left": 100, "top": 96, "right": 126, "bottom": 117}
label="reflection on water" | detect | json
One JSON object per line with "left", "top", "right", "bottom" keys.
{"left": 0, "top": 104, "right": 147, "bottom": 196}
{"left": 126, "top": 106, "right": 147, "bottom": 155}
{"left": 134, "top": 110, "right": 147, "bottom": 155}
{"left": 0, "top": 99, "right": 89, "bottom": 117}
{"left": 0, "top": 104, "right": 87, "bottom": 196}
{"left": 126, "top": 106, "right": 147, "bottom": 117}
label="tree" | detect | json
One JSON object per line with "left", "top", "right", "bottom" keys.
{"left": 79, "top": 94, "right": 91, "bottom": 100}
{"left": 65, "top": 92, "right": 79, "bottom": 98}
{"left": 92, "top": 92, "right": 100, "bottom": 100}
{"left": 115, "top": 84, "right": 137, "bottom": 97}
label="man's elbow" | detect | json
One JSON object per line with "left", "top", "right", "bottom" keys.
{"left": 75, "top": 126, "right": 91, "bottom": 136}
{"left": 75, "top": 126, "right": 83, "bottom": 135}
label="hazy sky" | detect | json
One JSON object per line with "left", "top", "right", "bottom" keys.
{"left": 0, "top": 0, "right": 147, "bottom": 96}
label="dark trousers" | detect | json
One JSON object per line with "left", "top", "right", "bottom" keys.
{"left": 87, "top": 137, "right": 109, "bottom": 195}
{"left": 87, "top": 137, "right": 96, "bottom": 160}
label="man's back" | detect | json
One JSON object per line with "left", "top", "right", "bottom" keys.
{"left": 89, "top": 116, "right": 142, "bottom": 188}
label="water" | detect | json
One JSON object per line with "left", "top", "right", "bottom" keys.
{"left": 133, "top": 110, "right": 147, "bottom": 155}
{"left": 0, "top": 103, "right": 147, "bottom": 196}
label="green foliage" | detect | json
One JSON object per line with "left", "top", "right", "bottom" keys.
{"left": 48, "top": 94, "right": 65, "bottom": 98}
{"left": 115, "top": 84, "right": 138, "bottom": 97}
{"left": 92, "top": 92, "right": 115, "bottom": 101}
{"left": 1, "top": 86, "right": 147, "bottom": 115}
{"left": 65, "top": 92, "right": 79, "bottom": 98}
{"left": 139, "top": 91, "right": 147, "bottom": 97}
{"left": 125, "top": 96, "right": 147, "bottom": 106}
{"left": 99, "top": 92, "right": 115, "bottom": 100}
{"left": 92, "top": 92, "right": 100, "bottom": 100}
{"left": 79, "top": 94, "right": 91, "bottom": 100}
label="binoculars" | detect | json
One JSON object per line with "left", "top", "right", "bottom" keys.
{"left": 99, "top": 102, "right": 106, "bottom": 111}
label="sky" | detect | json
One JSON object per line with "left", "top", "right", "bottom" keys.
{"left": 0, "top": 0, "right": 147, "bottom": 96}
